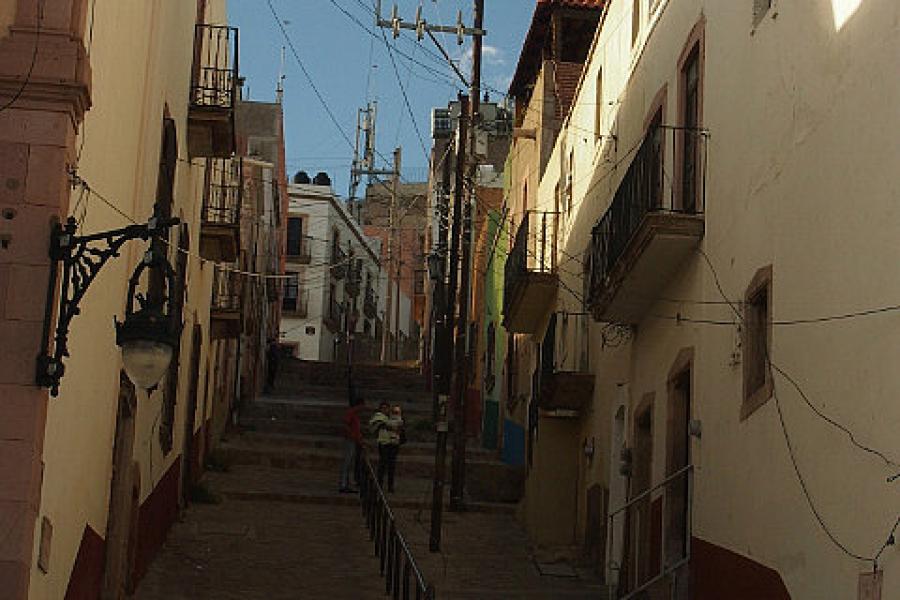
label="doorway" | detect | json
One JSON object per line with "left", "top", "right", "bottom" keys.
{"left": 666, "top": 366, "right": 691, "bottom": 566}
{"left": 629, "top": 399, "right": 654, "bottom": 590}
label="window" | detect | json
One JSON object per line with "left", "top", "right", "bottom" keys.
{"left": 286, "top": 217, "right": 303, "bottom": 256}
{"left": 632, "top": 0, "right": 641, "bottom": 48}
{"left": 681, "top": 45, "right": 701, "bottom": 213}
{"left": 282, "top": 273, "right": 299, "bottom": 312}
{"left": 566, "top": 151, "right": 574, "bottom": 214}
{"left": 752, "top": 0, "right": 772, "bottom": 28}
{"left": 594, "top": 68, "right": 604, "bottom": 142}
{"left": 741, "top": 266, "right": 773, "bottom": 419}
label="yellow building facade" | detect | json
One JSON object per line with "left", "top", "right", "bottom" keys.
{"left": 507, "top": 0, "right": 900, "bottom": 597}
{"left": 0, "top": 0, "right": 280, "bottom": 597}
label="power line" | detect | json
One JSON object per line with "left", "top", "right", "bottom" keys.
{"left": 266, "top": 0, "right": 356, "bottom": 152}
{"left": 0, "top": 0, "right": 43, "bottom": 114}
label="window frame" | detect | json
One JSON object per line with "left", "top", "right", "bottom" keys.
{"left": 741, "top": 265, "right": 773, "bottom": 420}
{"left": 675, "top": 18, "right": 705, "bottom": 213}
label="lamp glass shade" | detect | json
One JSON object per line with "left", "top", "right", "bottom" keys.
{"left": 121, "top": 340, "right": 173, "bottom": 390}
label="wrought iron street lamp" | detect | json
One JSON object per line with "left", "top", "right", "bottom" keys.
{"left": 36, "top": 207, "right": 181, "bottom": 396}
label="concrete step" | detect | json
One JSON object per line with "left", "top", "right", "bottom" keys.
{"left": 267, "top": 384, "right": 431, "bottom": 405}
{"left": 217, "top": 438, "right": 524, "bottom": 503}
{"left": 234, "top": 431, "right": 497, "bottom": 459}
{"left": 279, "top": 360, "right": 427, "bottom": 391}
{"left": 203, "top": 466, "right": 515, "bottom": 515}
{"left": 238, "top": 417, "right": 438, "bottom": 442}
{"left": 245, "top": 396, "right": 434, "bottom": 420}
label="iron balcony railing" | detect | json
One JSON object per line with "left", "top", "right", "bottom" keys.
{"left": 331, "top": 246, "right": 348, "bottom": 280}
{"left": 346, "top": 259, "right": 363, "bottom": 297}
{"left": 190, "top": 24, "right": 239, "bottom": 110}
{"left": 211, "top": 267, "right": 241, "bottom": 312}
{"left": 364, "top": 286, "right": 378, "bottom": 319}
{"left": 325, "top": 294, "right": 343, "bottom": 330}
{"left": 587, "top": 126, "right": 707, "bottom": 307}
{"left": 606, "top": 464, "right": 693, "bottom": 600}
{"left": 359, "top": 454, "right": 435, "bottom": 600}
{"left": 202, "top": 158, "right": 243, "bottom": 227}
{"left": 503, "top": 210, "right": 559, "bottom": 316}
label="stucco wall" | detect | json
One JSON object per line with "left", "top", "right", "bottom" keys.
{"left": 27, "top": 1, "right": 224, "bottom": 597}
{"left": 541, "top": 0, "right": 900, "bottom": 596}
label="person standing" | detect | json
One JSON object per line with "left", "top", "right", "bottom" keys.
{"left": 369, "top": 401, "right": 400, "bottom": 492}
{"left": 340, "top": 396, "right": 365, "bottom": 493}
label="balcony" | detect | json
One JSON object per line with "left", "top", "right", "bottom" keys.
{"left": 331, "top": 246, "right": 347, "bottom": 280}
{"left": 324, "top": 294, "right": 343, "bottom": 333}
{"left": 363, "top": 287, "right": 377, "bottom": 319}
{"left": 188, "top": 24, "right": 239, "bottom": 158}
{"left": 502, "top": 210, "right": 559, "bottom": 334}
{"left": 345, "top": 259, "right": 363, "bottom": 298}
{"left": 210, "top": 267, "right": 241, "bottom": 339}
{"left": 200, "top": 158, "right": 242, "bottom": 262}
{"left": 538, "top": 370, "right": 595, "bottom": 413}
{"left": 587, "top": 126, "right": 706, "bottom": 324}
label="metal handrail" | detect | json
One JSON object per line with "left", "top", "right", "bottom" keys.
{"left": 607, "top": 464, "right": 693, "bottom": 600}
{"left": 608, "top": 463, "right": 693, "bottom": 518}
{"left": 359, "top": 454, "right": 435, "bottom": 600}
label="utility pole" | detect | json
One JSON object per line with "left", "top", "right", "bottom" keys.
{"left": 380, "top": 147, "right": 401, "bottom": 364}
{"left": 450, "top": 0, "right": 484, "bottom": 513}
{"left": 377, "top": 0, "right": 485, "bottom": 551}
{"left": 430, "top": 93, "right": 467, "bottom": 550}
{"left": 394, "top": 252, "right": 402, "bottom": 360}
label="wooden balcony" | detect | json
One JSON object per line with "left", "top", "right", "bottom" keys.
{"left": 210, "top": 268, "right": 241, "bottom": 339}
{"left": 502, "top": 211, "right": 559, "bottom": 334}
{"left": 587, "top": 126, "right": 707, "bottom": 324}
{"left": 538, "top": 370, "right": 595, "bottom": 413}
{"left": 200, "top": 158, "right": 242, "bottom": 262}
{"left": 188, "top": 24, "right": 238, "bottom": 158}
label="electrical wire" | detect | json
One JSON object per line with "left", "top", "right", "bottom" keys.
{"left": 0, "top": 0, "right": 43, "bottom": 114}
{"left": 697, "top": 249, "right": 899, "bottom": 567}
{"left": 266, "top": 0, "right": 356, "bottom": 152}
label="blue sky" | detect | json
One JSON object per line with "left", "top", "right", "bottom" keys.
{"left": 228, "top": 0, "right": 533, "bottom": 195}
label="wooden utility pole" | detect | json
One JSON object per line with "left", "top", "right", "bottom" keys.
{"left": 429, "top": 93, "right": 467, "bottom": 551}
{"left": 450, "top": 0, "right": 484, "bottom": 512}
{"left": 380, "top": 147, "right": 401, "bottom": 363}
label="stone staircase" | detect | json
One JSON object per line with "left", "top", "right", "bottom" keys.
{"left": 216, "top": 358, "right": 524, "bottom": 510}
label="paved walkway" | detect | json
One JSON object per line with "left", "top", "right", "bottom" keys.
{"left": 135, "top": 498, "right": 385, "bottom": 600}
{"left": 136, "top": 363, "right": 608, "bottom": 599}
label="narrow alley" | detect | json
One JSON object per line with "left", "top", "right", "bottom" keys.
{"left": 136, "top": 359, "right": 607, "bottom": 599}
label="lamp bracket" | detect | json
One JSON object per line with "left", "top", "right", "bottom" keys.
{"left": 36, "top": 212, "right": 179, "bottom": 396}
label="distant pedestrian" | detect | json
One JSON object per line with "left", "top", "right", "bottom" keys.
{"left": 265, "top": 339, "right": 280, "bottom": 392}
{"left": 340, "top": 396, "right": 365, "bottom": 493}
{"left": 369, "top": 401, "right": 401, "bottom": 492}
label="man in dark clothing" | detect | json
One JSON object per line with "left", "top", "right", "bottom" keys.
{"left": 339, "top": 396, "right": 365, "bottom": 493}
{"left": 265, "top": 340, "right": 280, "bottom": 392}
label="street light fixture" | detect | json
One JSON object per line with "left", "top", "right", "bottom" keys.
{"left": 36, "top": 207, "right": 181, "bottom": 396}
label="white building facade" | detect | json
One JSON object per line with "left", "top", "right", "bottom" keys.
{"left": 280, "top": 176, "right": 409, "bottom": 363}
